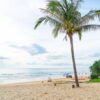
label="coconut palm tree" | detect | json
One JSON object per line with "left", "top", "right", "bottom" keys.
{"left": 34, "top": 0, "right": 100, "bottom": 87}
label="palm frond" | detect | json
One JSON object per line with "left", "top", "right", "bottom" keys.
{"left": 80, "top": 10, "right": 100, "bottom": 25}
{"left": 70, "top": 0, "right": 83, "bottom": 9}
{"left": 34, "top": 17, "right": 46, "bottom": 29}
{"left": 79, "top": 24, "right": 100, "bottom": 32}
{"left": 63, "top": 0, "right": 69, "bottom": 11}
{"left": 52, "top": 24, "right": 62, "bottom": 38}
{"left": 40, "top": 8, "right": 63, "bottom": 24}
{"left": 75, "top": 0, "right": 83, "bottom": 9}
{"left": 34, "top": 14, "right": 62, "bottom": 29}
{"left": 63, "top": 35, "right": 67, "bottom": 41}
{"left": 96, "top": 10, "right": 100, "bottom": 20}
{"left": 47, "top": 0, "right": 68, "bottom": 18}
{"left": 47, "top": 0, "right": 65, "bottom": 13}
{"left": 77, "top": 31, "right": 82, "bottom": 40}
{"left": 47, "top": 0, "right": 59, "bottom": 12}
{"left": 44, "top": 16, "right": 61, "bottom": 26}
{"left": 58, "top": 1, "right": 67, "bottom": 16}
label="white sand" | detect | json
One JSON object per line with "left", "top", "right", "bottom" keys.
{"left": 0, "top": 78, "right": 100, "bottom": 100}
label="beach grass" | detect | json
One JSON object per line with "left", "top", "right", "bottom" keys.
{"left": 88, "top": 78, "right": 100, "bottom": 83}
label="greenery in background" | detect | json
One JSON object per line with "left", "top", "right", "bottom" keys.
{"left": 90, "top": 60, "right": 100, "bottom": 79}
{"left": 88, "top": 79, "right": 100, "bottom": 83}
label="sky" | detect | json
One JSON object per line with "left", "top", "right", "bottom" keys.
{"left": 0, "top": 0, "right": 100, "bottom": 70}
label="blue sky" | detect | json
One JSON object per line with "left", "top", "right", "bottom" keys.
{"left": 0, "top": 0, "right": 100, "bottom": 69}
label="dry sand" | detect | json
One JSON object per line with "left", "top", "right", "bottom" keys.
{"left": 0, "top": 78, "right": 100, "bottom": 100}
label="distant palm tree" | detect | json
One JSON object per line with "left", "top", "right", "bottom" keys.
{"left": 34, "top": 0, "right": 100, "bottom": 87}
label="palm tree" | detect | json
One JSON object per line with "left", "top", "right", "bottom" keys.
{"left": 34, "top": 0, "right": 100, "bottom": 87}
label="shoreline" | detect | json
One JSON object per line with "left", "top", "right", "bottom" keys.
{"left": 0, "top": 76, "right": 89, "bottom": 86}
{"left": 0, "top": 77, "right": 69, "bottom": 86}
{"left": 0, "top": 73, "right": 90, "bottom": 85}
{"left": 0, "top": 76, "right": 65, "bottom": 85}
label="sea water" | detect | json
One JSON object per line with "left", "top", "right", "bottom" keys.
{"left": 0, "top": 67, "right": 90, "bottom": 84}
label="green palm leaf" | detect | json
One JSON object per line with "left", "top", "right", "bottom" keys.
{"left": 79, "top": 24, "right": 100, "bottom": 32}
{"left": 52, "top": 23, "right": 62, "bottom": 38}
{"left": 34, "top": 17, "right": 46, "bottom": 29}
{"left": 80, "top": 10, "right": 100, "bottom": 25}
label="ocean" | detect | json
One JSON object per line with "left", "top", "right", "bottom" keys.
{"left": 0, "top": 67, "right": 90, "bottom": 84}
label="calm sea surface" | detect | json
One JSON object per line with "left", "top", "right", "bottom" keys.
{"left": 0, "top": 68, "right": 90, "bottom": 84}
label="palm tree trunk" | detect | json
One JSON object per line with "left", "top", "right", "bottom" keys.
{"left": 69, "top": 35, "right": 79, "bottom": 87}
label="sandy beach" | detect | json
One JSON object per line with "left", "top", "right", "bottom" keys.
{"left": 0, "top": 78, "right": 100, "bottom": 100}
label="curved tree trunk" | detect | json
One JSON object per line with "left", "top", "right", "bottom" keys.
{"left": 69, "top": 35, "right": 79, "bottom": 87}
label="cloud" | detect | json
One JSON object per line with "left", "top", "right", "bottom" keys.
{"left": 26, "top": 50, "right": 100, "bottom": 69}
{"left": 10, "top": 43, "right": 47, "bottom": 55}
{"left": 90, "top": 53, "right": 100, "bottom": 58}
{"left": 0, "top": 56, "right": 9, "bottom": 60}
